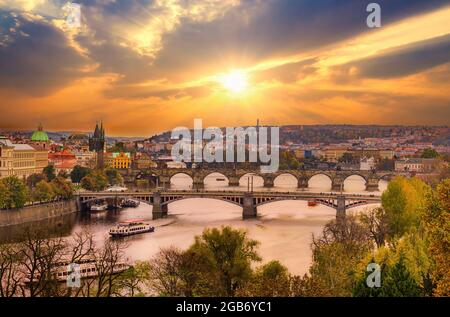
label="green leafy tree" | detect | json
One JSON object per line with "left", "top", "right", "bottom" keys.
{"left": 105, "top": 168, "right": 124, "bottom": 186}
{"left": 0, "top": 176, "right": 28, "bottom": 209}
{"left": 237, "top": 260, "right": 291, "bottom": 296}
{"left": 80, "top": 170, "right": 108, "bottom": 192}
{"left": 381, "top": 176, "right": 429, "bottom": 240}
{"left": 298, "top": 216, "right": 372, "bottom": 296}
{"left": 50, "top": 177, "right": 74, "bottom": 199}
{"left": 70, "top": 165, "right": 91, "bottom": 184}
{"left": 57, "top": 170, "right": 69, "bottom": 179}
{"left": 423, "top": 179, "right": 450, "bottom": 296}
{"left": 421, "top": 148, "right": 439, "bottom": 159}
{"left": 353, "top": 256, "right": 422, "bottom": 297}
{"left": 188, "top": 226, "right": 261, "bottom": 296}
{"left": 43, "top": 164, "right": 56, "bottom": 182}
{"left": 26, "top": 173, "right": 45, "bottom": 188}
{"left": 32, "top": 180, "right": 55, "bottom": 202}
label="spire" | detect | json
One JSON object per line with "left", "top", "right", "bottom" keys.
{"left": 38, "top": 122, "right": 43, "bottom": 131}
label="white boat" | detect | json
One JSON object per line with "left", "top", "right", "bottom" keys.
{"left": 24, "top": 258, "right": 130, "bottom": 283}
{"left": 90, "top": 202, "right": 108, "bottom": 212}
{"left": 109, "top": 220, "right": 155, "bottom": 237}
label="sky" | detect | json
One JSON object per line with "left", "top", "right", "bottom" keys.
{"left": 0, "top": 0, "right": 449, "bottom": 137}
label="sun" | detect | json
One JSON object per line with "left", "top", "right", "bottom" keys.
{"left": 219, "top": 70, "right": 248, "bottom": 94}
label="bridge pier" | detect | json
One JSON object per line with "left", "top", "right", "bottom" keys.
{"left": 331, "top": 178, "right": 344, "bottom": 192}
{"left": 263, "top": 176, "right": 274, "bottom": 188}
{"left": 336, "top": 195, "right": 346, "bottom": 220}
{"left": 242, "top": 193, "right": 257, "bottom": 219}
{"left": 297, "top": 177, "right": 308, "bottom": 189}
{"left": 152, "top": 192, "right": 168, "bottom": 220}
{"left": 228, "top": 176, "right": 240, "bottom": 187}
{"left": 365, "top": 178, "right": 379, "bottom": 192}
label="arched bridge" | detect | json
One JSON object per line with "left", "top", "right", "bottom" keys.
{"left": 126, "top": 168, "right": 406, "bottom": 192}
{"left": 76, "top": 190, "right": 382, "bottom": 220}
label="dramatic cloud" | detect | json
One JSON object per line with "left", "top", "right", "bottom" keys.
{"left": 0, "top": 1, "right": 449, "bottom": 135}
{"left": 335, "top": 34, "right": 450, "bottom": 79}
{"left": 0, "top": 11, "right": 88, "bottom": 96}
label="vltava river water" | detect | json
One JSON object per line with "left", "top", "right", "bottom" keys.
{"left": 1, "top": 174, "right": 387, "bottom": 276}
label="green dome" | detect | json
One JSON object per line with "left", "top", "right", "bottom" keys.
{"left": 31, "top": 123, "right": 49, "bottom": 142}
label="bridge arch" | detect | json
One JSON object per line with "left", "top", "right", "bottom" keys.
{"left": 273, "top": 173, "right": 298, "bottom": 188}
{"left": 239, "top": 173, "right": 264, "bottom": 187}
{"left": 170, "top": 173, "right": 194, "bottom": 189}
{"left": 308, "top": 173, "right": 332, "bottom": 190}
{"left": 343, "top": 174, "right": 367, "bottom": 192}
{"left": 161, "top": 196, "right": 242, "bottom": 208}
{"left": 203, "top": 172, "right": 229, "bottom": 187}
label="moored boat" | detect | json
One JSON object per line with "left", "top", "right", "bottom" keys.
{"left": 120, "top": 199, "right": 140, "bottom": 208}
{"left": 90, "top": 202, "right": 108, "bottom": 212}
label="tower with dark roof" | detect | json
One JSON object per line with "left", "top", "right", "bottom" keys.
{"left": 89, "top": 121, "right": 105, "bottom": 168}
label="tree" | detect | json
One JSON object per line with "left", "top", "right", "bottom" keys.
{"left": 0, "top": 176, "right": 28, "bottom": 209}
{"left": 26, "top": 173, "right": 45, "bottom": 188}
{"left": 423, "top": 179, "right": 450, "bottom": 296}
{"left": 381, "top": 176, "right": 428, "bottom": 240}
{"left": 80, "top": 170, "right": 108, "bottom": 192}
{"left": 237, "top": 260, "right": 291, "bottom": 296}
{"left": 57, "top": 170, "right": 69, "bottom": 179}
{"left": 70, "top": 165, "right": 91, "bottom": 184}
{"left": 360, "top": 207, "right": 388, "bottom": 247}
{"left": 115, "top": 261, "right": 150, "bottom": 297}
{"left": 421, "top": 148, "right": 439, "bottom": 159}
{"left": 105, "top": 168, "right": 124, "bottom": 186}
{"left": 188, "top": 226, "right": 261, "bottom": 296}
{"left": 298, "top": 216, "right": 372, "bottom": 296}
{"left": 353, "top": 256, "right": 422, "bottom": 297}
{"left": 43, "top": 164, "right": 56, "bottom": 182}
{"left": 51, "top": 176, "right": 74, "bottom": 200}
{"left": 32, "top": 180, "right": 55, "bottom": 203}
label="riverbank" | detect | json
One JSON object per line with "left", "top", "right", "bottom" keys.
{"left": 0, "top": 200, "right": 77, "bottom": 227}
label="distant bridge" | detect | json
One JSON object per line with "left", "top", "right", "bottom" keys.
{"left": 124, "top": 168, "right": 406, "bottom": 192}
{"left": 75, "top": 190, "right": 382, "bottom": 220}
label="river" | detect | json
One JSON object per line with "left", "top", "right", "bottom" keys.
{"left": 0, "top": 174, "right": 387, "bottom": 276}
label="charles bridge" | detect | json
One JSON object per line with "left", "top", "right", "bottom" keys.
{"left": 122, "top": 168, "right": 406, "bottom": 192}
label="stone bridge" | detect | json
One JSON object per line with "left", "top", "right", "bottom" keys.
{"left": 76, "top": 190, "right": 382, "bottom": 220}
{"left": 122, "top": 168, "right": 405, "bottom": 191}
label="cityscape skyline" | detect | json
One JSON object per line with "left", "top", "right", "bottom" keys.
{"left": 0, "top": 1, "right": 449, "bottom": 136}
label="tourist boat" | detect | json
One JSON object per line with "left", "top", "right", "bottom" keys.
{"left": 216, "top": 178, "right": 226, "bottom": 181}
{"left": 109, "top": 220, "right": 155, "bottom": 237}
{"left": 90, "top": 202, "right": 108, "bottom": 212}
{"left": 120, "top": 199, "right": 140, "bottom": 208}
{"left": 308, "top": 199, "right": 318, "bottom": 207}
{"left": 24, "top": 258, "right": 130, "bottom": 284}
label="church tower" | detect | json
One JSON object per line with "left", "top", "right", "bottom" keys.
{"left": 89, "top": 121, "right": 105, "bottom": 168}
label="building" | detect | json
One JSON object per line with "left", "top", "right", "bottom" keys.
{"left": 89, "top": 122, "right": 105, "bottom": 168}
{"left": 395, "top": 158, "right": 426, "bottom": 172}
{"left": 48, "top": 149, "right": 77, "bottom": 174}
{"left": 394, "top": 158, "right": 444, "bottom": 173}
{"left": 360, "top": 157, "right": 376, "bottom": 171}
{"left": 111, "top": 152, "right": 131, "bottom": 169}
{"left": 134, "top": 153, "right": 157, "bottom": 169}
{"left": 323, "top": 147, "right": 347, "bottom": 161}
{"left": 30, "top": 123, "right": 50, "bottom": 150}
{"left": 0, "top": 136, "right": 48, "bottom": 179}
